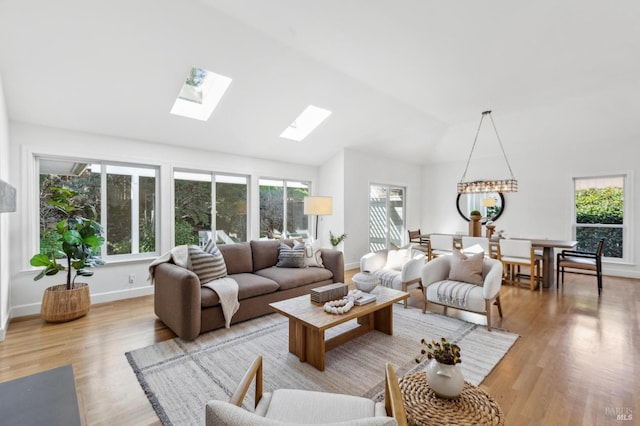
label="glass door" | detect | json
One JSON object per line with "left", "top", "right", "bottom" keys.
{"left": 369, "top": 184, "right": 405, "bottom": 252}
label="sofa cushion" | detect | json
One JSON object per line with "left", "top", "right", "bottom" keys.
{"left": 276, "top": 243, "right": 306, "bottom": 268}
{"left": 218, "top": 242, "right": 253, "bottom": 274}
{"left": 448, "top": 249, "right": 484, "bottom": 285}
{"left": 255, "top": 266, "right": 333, "bottom": 290}
{"left": 201, "top": 273, "right": 279, "bottom": 308}
{"left": 187, "top": 245, "right": 227, "bottom": 284}
{"left": 251, "top": 240, "right": 288, "bottom": 271}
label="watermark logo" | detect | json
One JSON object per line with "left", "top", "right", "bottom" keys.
{"left": 605, "top": 407, "right": 633, "bottom": 421}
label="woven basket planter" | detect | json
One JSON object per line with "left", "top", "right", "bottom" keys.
{"left": 41, "top": 283, "right": 91, "bottom": 323}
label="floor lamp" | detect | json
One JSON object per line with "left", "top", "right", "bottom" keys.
{"left": 303, "top": 196, "right": 333, "bottom": 240}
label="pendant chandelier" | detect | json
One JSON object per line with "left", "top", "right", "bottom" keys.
{"left": 457, "top": 110, "right": 518, "bottom": 194}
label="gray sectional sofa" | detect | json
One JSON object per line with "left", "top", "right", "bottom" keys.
{"left": 154, "top": 239, "right": 344, "bottom": 340}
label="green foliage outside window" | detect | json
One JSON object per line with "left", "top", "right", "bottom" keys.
{"left": 575, "top": 187, "right": 623, "bottom": 257}
{"left": 576, "top": 187, "right": 623, "bottom": 224}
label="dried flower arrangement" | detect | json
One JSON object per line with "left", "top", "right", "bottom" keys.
{"left": 416, "top": 337, "right": 461, "bottom": 365}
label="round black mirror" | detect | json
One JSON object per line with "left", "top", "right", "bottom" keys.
{"left": 456, "top": 192, "right": 505, "bottom": 224}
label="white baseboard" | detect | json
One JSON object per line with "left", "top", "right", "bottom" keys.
{"left": 9, "top": 286, "right": 155, "bottom": 319}
{"left": 344, "top": 261, "right": 359, "bottom": 271}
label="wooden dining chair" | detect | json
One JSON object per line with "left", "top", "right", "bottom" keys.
{"left": 408, "top": 229, "right": 429, "bottom": 253}
{"left": 556, "top": 238, "right": 604, "bottom": 295}
{"left": 427, "top": 234, "right": 454, "bottom": 261}
{"left": 497, "top": 239, "right": 542, "bottom": 291}
{"left": 461, "top": 236, "right": 490, "bottom": 257}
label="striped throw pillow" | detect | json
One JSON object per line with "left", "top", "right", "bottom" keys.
{"left": 276, "top": 243, "right": 305, "bottom": 268}
{"left": 188, "top": 245, "right": 227, "bottom": 285}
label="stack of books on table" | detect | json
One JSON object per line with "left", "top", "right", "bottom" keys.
{"left": 354, "top": 293, "right": 376, "bottom": 305}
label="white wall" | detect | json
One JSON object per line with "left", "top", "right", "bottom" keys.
{"left": 343, "top": 148, "right": 422, "bottom": 269}
{"left": 318, "top": 150, "right": 345, "bottom": 249}
{"left": 8, "top": 122, "right": 319, "bottom": 317}
{"left": 422, "top": 86, "right": 640, "bottom": 278}
{"left": 0, "top": 74, "right": 12, "bottom": 339}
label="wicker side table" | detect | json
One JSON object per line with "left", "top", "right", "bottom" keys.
{"left": 399, "top": 372, "right": 504, "bottom": 426}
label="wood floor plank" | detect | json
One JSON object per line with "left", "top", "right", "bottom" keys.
{"left": 0, "top": 271, "right": 637, "bottom": 425}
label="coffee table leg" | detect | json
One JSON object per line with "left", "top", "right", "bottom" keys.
{"left": 289, "top": 319, "right": 306, "bottom": 361}
{"left": 289, "top": 319, "right": 325, "bottom": 371}
{"left": 374, "top": 305, "right": 393, "bottom": 335}
{"left": 305, "top": 327, "right": 325, "bottom": 371}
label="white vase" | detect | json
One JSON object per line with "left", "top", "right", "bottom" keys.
{"left": 352, "top": 271, "right": 379, "bottom": 293}
{"left": 425, "top": 359, "right": 464, "bottom": 399}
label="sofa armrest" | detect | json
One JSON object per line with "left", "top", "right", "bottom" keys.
{"left": 421, "top": 256, "right": 450, "bottom": 287}
{"left": 154, "top": 262, "right": 202, "bottom": 340}
{"left": 320, "top": 248, "right": 345, "bottom": 283}
{"left": 400, "top": 253, "right": 426, "bottom": 282}
{"left": 360, "top": 250, "right": 388, "bottom": 273}
{"left": 482, "top": 258, "right": 503, "bottom": 300}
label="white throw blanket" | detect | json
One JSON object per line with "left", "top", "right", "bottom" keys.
{"left": 147, "top": 245, "right": 190, "bottom": 283}
{"left": 202, "top": 277, "right": 240, "bottom": 328}
{"left": 148, "top": 245, "right": 240, "bottom": 328}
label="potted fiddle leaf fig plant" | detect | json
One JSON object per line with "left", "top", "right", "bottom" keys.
{"left": 30, "top": 186, "right": 105, "bottom": 323}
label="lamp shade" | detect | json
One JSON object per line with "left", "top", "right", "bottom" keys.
{"left": 303, "top": 196, "right": 332, "bottom": 216}
{"left": 481, "top": 197, "right": 496, "bottom": 207}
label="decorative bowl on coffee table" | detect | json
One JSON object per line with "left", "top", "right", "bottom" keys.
{"left": 352, "top": 271, "right": 379, "bottom": 293}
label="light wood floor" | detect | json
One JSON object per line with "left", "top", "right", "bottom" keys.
{"left": 0, "top": 271, "right": 638, "bottom": 425}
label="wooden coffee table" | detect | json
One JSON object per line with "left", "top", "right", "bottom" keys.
{"left": 269, "top": 286, "right": 409, "bottom": 371}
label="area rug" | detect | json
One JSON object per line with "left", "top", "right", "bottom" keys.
{"left": 126, "top": 308, "right": 518, "bottom": 426}
{"left": 0, "top": 365, "right": 81, "bottom": 426}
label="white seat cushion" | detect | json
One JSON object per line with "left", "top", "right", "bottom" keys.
{"left": 372, "top": 269, "right": 402, "bottom": 290}
{"left": 426, "top": 280, "right": 487, "bottom": 313}
{"left": 265, "top": 389, "right": 381, "bottom": 423}
{"left": 559, "top": 256, "right": 597, "bottom": 270}
{"left": 206, "top": 400, "right": 398, "bottom": 426}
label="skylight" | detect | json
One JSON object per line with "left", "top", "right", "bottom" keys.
{"left": 280, "top": 105, "right": 332, "bottom": 141}
{"left": 170, "top": 67, "right": 232, "bottom": 121}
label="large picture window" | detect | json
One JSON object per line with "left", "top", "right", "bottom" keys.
{"left": 38, "top": 158, "right": 158, "bottom": 258}
{"left": 574, "top": 175, "right": 626, "bottom": 260}
{"left": 174, "top": 171, "right": 248, "bottom": 245}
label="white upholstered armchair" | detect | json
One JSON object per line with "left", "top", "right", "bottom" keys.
{"left": 360, "top": 248, "right": 426, "bottom": 308}
{"left": 421, "top": 253, "right": 503, "bottom": 331}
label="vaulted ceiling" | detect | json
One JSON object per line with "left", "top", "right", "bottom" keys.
{"left": 1, "top": 0, "right": 638, "bottom": 166}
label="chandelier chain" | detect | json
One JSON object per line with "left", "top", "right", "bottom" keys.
{"left": 459, "top": 110, "right": 515, "bottom": 182}
{"left": 459, "top": 112, "right": 487, "bottom": 182}
{"left": 487, "top": 113, "right": 516, "bottom": 179}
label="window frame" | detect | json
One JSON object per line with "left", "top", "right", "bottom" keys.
{"left": 28, "top": 152, "right": 161, "bottom": 266}
{"left": 172, "top": 168, "right": 250, "bottom": 245}
{"left": 258, "top": 177, "right": 311, "bottom": 240}
{"left": 572, "top": 172, "right": 633, "bottom": 264}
